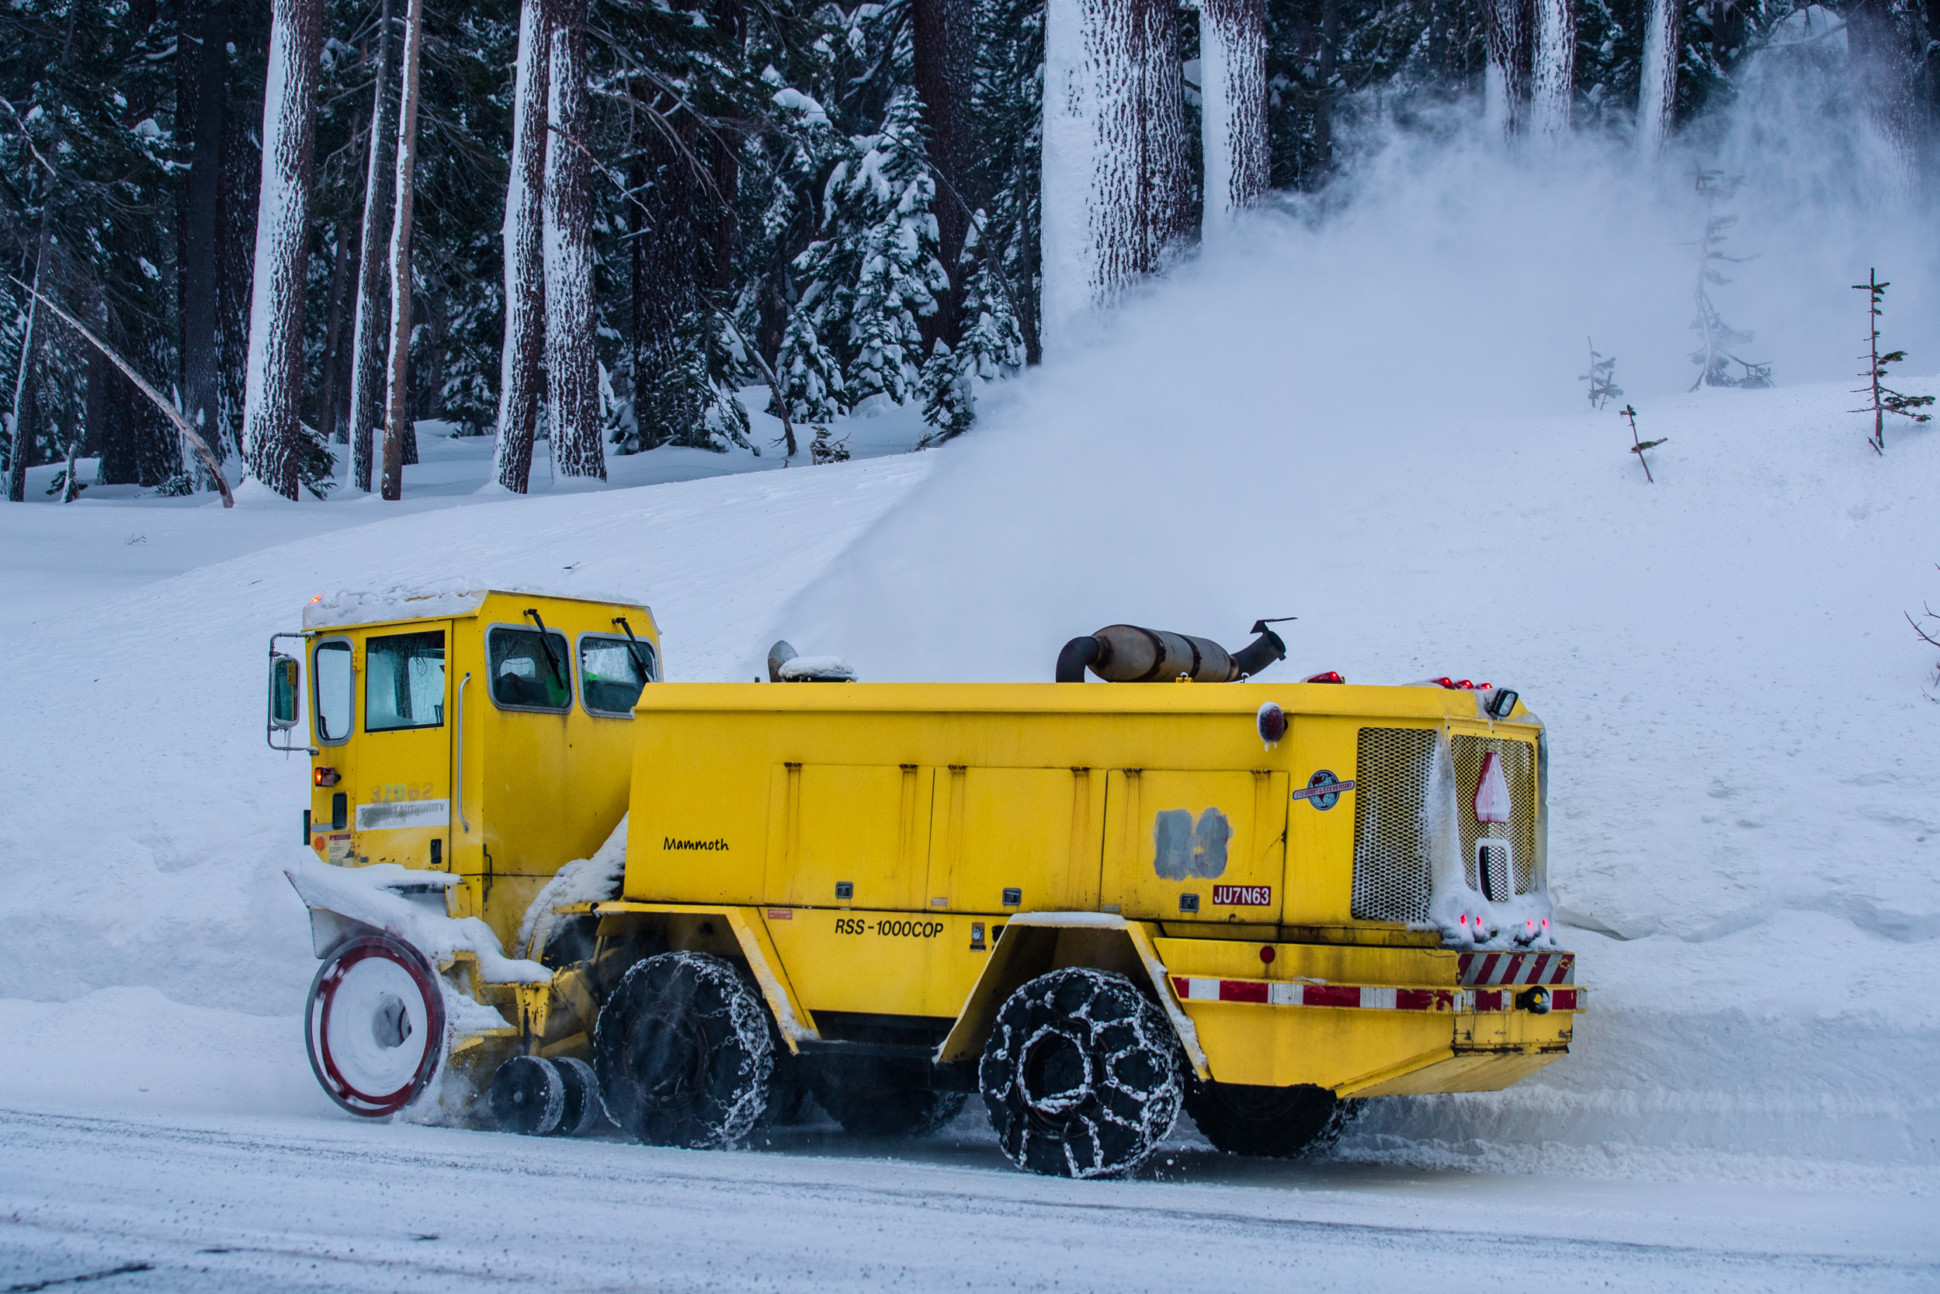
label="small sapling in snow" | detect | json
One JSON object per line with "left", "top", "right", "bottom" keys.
{"left": 1906, "top": 569, "right": 1940, "bottom": 696}
{"left": 1687, "top": 171, "right": 1773, "bottom": 391}
{"left": 1850, "top": 269, "right": 1932, "bottom": 455}
{"left": 1621, "top": 404, "right": 1666, "bottom": 482}
{"left": 810, "top": 425, "right": 851, "bottom": 465}
{"left": 1581, "top": 339, "right": 1623, "bottom": 409}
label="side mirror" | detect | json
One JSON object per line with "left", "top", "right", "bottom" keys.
{"left": 269, "top": 654, "right": 301, "bottom": 730}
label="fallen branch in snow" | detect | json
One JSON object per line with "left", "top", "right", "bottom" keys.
{"left": 11, "top": 276, "right": 234, "bottom": 507}
{"left": 1621, "top": 404, "right": 1666, "bottom": 483}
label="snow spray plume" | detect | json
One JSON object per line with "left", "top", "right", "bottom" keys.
{"left": 772, "top": 48, "right": 1936, "bottom": 684}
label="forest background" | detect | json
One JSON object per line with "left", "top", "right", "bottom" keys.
{"left": 0, "top": 0, "right": 1931, "bottom": 502}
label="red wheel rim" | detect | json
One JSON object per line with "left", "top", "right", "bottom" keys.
{"left": 305, "top": 933, "right": 446, "bottom": 1116}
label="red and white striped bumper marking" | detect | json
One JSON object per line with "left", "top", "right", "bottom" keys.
{"left": 1458, "top": 951, "right": 1575, "bottom": 986}
{"left": 1168, "top": 976, "right": 1584, "bottom": 1014}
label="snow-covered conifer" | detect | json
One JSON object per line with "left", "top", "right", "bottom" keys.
{"left": 841, "top": 90, "right": 949, "bottom": 406}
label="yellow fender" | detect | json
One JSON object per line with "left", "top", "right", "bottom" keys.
{"left": 934, "top": 913, "right": 1210, "bottom": 1080}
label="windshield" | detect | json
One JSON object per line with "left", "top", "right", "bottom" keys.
{"left": 366, "top": 631, "right": 446, "bottom": 731}
{"left": 580, "top": 635, "right": 654, "bottom": 715}
{"left": 489, "top": 626, "right": 571, "bottom": 711}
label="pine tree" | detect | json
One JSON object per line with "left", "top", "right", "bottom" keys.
{"left": 1851, "top": 268, "right": 1934, "bottom": 454}
{"left": 1688, "top": 170, "right": 1772, "bottom": 390}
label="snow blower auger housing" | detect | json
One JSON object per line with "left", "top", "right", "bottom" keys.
{"left": 271, "top": 598, "right": 1582, "bottom": 1174}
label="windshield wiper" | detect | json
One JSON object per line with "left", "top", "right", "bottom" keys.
{"left": 523, "top": 608, "right": 567, "bottom": 688}
{"left": 612, "top": 616, "right": 654, "bottom": 682}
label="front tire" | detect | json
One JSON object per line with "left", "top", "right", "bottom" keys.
{"left": 305, "top": 933, "right": 446, "bottom": 1117}
{"left": 1185, "top": 1080, "right": 1356, "bottom": 1158}
{"left": 979, "top": 969, "right": 1183, "bottom": 1178}
{"left": 594, "top": 952, "right": 773, "bottom": 1148}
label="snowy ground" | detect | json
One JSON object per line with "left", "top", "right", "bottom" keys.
{"left": 5, "top": 1103, "right": 1934, "bottom": 1292}
{"left": 4, "top": 168, "right": 1939, "bottom": 1283}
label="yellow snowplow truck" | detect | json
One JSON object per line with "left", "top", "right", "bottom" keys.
{"left": 270, "top": 590, "right": 1580, "bottom": 1178}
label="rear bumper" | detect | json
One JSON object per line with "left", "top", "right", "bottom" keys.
{"left": 1159, "top": 945, "right": 1581, "bottom": 1094}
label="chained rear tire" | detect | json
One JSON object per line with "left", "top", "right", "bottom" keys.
{"left": 812, "top": 1057, "right": 966, "bottom": 1136}
{"left": 304, "top": 933, "right": 446, "bottom": 1117}
{"left": 594, "top": 952, "right": 773, "bottom": 1148}
{"left": 979, "top": 969, "right": 1183, "bottom": 1178}
{"left": 1185, "top": 1080, "right": 1355, "bottom": 1158}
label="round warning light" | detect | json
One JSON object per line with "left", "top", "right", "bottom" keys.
{"left": 1259, "top": 946, "right": 1276, "bottom": 965}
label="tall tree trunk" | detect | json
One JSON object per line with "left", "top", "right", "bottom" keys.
{"left": 544, "top": 0, "right": 604, "bottom": 480}
{"left": 1637, "top": 0, "right": 1678, "bottom": 158}
{"left": 217, "top": 52, "right": 259, "bottom": 466}
{"left": 491, "top": 0, "right": 549, "bottom": 493}
{"left": 1198, "top": 0, "right": 1268, "bottom": 238}
{"left": 912, "top": 0, "right": 976, "bottom": 341}
{"left": 240, "top": 0, "right": 323, "bottom": 499}
{"left": 379, "top": 0, "right": 425, "bottom": 500}
{"left": 1530, "top": 0, "right": 1575, "bottom": 143}
{"left": 316, "top": 215, "right": 352, "bottom": 445}
{"left": 5, "top": 233, "right": 46, "bottom": 504}
{"left": 1313, "top": 0, "right": 1341, "bottom": 174}
{"left": 1484, "top": 0, "right": 1529, "bottom": 137}
{"left": 1040, "top": 0, "right": 1190, "bottom": 355}
{"left": 631, "top": 115, "right": 698, "bottom": 452}
{"left": 177, "top": 0, "right": 228, "bottom": 464}
{"left": 347, "top": 0, "right": 396, "bottom": 491}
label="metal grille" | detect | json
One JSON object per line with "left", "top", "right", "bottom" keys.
{"left": 1452, "top": 735, "right": 1538, "bottom": 896}
{"left": 1350, "top": 727, "right": 1438, "bottom": 923}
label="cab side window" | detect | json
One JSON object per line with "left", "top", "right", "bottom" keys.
{"left": 489, "top": 626, "right": 571, "bottom": 711}
{"left": 366, "top": 631, "right": 446, "bottom": 730}
{"left": 313, "top": 640, "right": 354, "bottom": 743}
{"left": 579, "top": 635, "right": 655, "bottom": 716}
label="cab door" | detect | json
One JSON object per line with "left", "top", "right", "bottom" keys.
{"left": 350, "top": 622, "right": 454, "bottom": 871}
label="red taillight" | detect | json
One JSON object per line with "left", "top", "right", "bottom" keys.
{"left": 314, "top": 766, "right": 340, "bottom": 787}
{"left": 1305, "top": 670, "right": 1345, "bottom": 684}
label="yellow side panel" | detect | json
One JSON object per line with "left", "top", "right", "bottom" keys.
{"left": 1102, "top": 770, "right": 1288, "bottom": 924}
{"left": 929, "top": 766, "right": 1105, "bottom": 912}
{"left": 766, "top": 764, "right": 931, "bottom": 910}
{"left": 625, "top": 716, "right": 770, "bottom": 903}
{"left": 765, "top": 908, "right": 991, "bottom": 1020}
{"left": 1283, "top": 716, "right": 1366, "bottom": 927}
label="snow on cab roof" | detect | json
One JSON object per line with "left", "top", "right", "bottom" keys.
{"left": 302, "top": 586, "right": 647, "bottom": 630}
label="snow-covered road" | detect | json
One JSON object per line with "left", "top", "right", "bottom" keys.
{"left": 4, "top": 1104, "right": 1932, "bottom": 1293}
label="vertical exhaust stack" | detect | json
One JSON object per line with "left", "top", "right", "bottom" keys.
{"left": 1056, "top": 620, "right": 1289, "bottom": 683}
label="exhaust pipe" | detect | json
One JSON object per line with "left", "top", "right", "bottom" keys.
{"left": 1055, "top": 620, "right": 1289, "bottom": 683}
